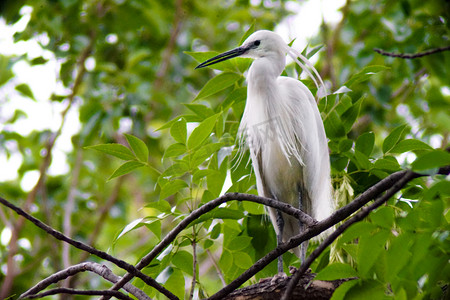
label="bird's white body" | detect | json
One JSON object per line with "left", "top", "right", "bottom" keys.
{"left": 238, "top": 31, "right": 333, "bottom": 256}
{"left": 196, "top": 30, "right": 333, "bottom": 262}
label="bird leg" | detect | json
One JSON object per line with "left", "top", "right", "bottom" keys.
{"left": 276, "top": 209, "right": 284, "bottom": 274}
{"left": 298, "top": 192, "right": 308, "bottom": 262}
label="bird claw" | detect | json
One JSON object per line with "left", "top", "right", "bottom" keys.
{"left": 270, "top": 272, "right": 288, "bottom": 284}
{"left": 289, "top": 266, "right": 297, "bottom": 274}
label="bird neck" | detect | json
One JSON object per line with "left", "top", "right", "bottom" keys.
{"left": 247, "top": 55, "right": 285, "bottom": 85}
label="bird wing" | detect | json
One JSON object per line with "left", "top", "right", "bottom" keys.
{"left": 277, "top": 77, "right": 333, "bottom": 221}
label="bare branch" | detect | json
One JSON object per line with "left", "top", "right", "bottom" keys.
{"left": 22, "top": 288, "right": 134, "bottom": 300}
{"left": 20, "top": 262, "right": 150, "bottom": 300}
{"left": 0, "top": 196, "right": 178, "bottom": 300}
{"left": 374, "top": 46, "right": 450, "bottom": 59}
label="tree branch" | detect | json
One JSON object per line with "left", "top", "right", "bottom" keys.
{"left": 374, "top": 46, "right": 450, "bottom": 59}
{"left": 0, "top": 196, "right": 177, "bottom": 300}
{"left": 22, "top": 288, "right": 134, "bottom": 300}
{"left": 20, "top": 262, "right": 150, "bottom": 300}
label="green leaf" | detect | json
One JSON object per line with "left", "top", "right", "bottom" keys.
{"left": 358, "top": 230, "right": 390, "bottom": 277}
{"left": 170, "top": 118, "right": 187, "bottom": 144}
{"left": 190, "top": 208, "right": 245, "bottom": 226}
{"left": 373, "top": 157, "right": 400, "bottom": 171}
{"left": 324, "top": 111, "right": 346, "bottom": 139}
{"left": 331, "top": 280, "right": 359, "bottom": 300}
{"left": 172, "top": 250, "right": 193, "bottom": 276}
{"left": 382, "top": 124, "right": 407, "bottom": 153}
{"left": 315, "top": 263, "right": 358, "bottom": 280}
{"left": 370, "top": 206, "right": 394, "bottom": 229}
{"left": 341, "top": 96, "right": 363, "bottom": 132}
{"left": 412, "top": 150, "right": 450, "bottom": 172}
{"left": 86, "top": 144, "right": 136, "bottom": 160}
{"left": 187, "top": 114, "right": 219, "bottom": 150}
{"left": 355, "top": 132, "right": 374, "bottom": 157}
{"left": 233, "top": 251, "right": 253, "bottom": 269}
{"left": 161, "top": 161, "right": 189, "bottom": 177}
{"left": 345, "top": 279, "right": 387, "bottom": 300}
{"left": 144, "top": 219, "right": 162, "bottom": 239}
{"left": 116, "top": 218, "right": 145, "bottom": 241}
{"left": 109, "top": 161, "right": 145, "bottom": 180}
{"left": 163, "top": 143, "right": 186, "bottom": 159}
{"left": 191, "top": 142, "right": 223, "bottom": 168}
{"left": 160, "top": 179, "right": 188, "bottom": 200}
{"left": 239, "top": 22, "right": 255, "bottom": 45}
{"left": 338, "top": 222, "right": 377, "bottom": 246}
{"left": 354, "top": 150, "right": 372, "bottom": 169}
{"left": 242, "top": 201, "right": 265, "bottom": 215}
{"left": 164, "top": 268, "right": 185, "bottom": 299}
{"left": 339, "top": 139, "right": 353, "bottom": 153}
{"left": 194, "top": 72, "right": 241, "bottom": 100}
{"left": 210, "top": 223, "right": 221, "bottom": 239}
{"left": 389, "top": 139, "right": 433, "bottom": 154}
{"left": 226, "top": 236, "right": 252, "bottom": 251}
{"left": 219, "top": 249, "right": 233, "bottom": 274}
{"left": 306, "top": 44, "right": 324, "bottom": 59}
{"left": 15, "top": 83, "right": 36, "bottom": 101}
{"left": 124, "top": 134, "right": 149, "bottom": 162}
{"left": 157, "top": 115, "right": 200, "bottom": 131}
{"left": 145, "top": 200, "right": 172, "bottom": 213}
{"left": 344, "top": 65, "right": 389, "bottom": 87}
{"left": 184, "top": 104, "right": 214, "bottom": 118}
{"left": 220, "top": 87, "right": 247, "bottom": 111}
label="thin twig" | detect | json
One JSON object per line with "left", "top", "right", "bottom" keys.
{"left": 20, "top": 262, "right": 150, "bottom": 300}
{"left": 189, "top": 234, "right": 197, "bottom": 300}
{"left": 206, "top": 249, "right": 226, "bottom": 287}
{"left": 62, "top": 147, "right": 84, "bottom": 279}
{"left": 374, "top": 46, "right": 450, "bottom": 59}
{"left": 0, "top": 196, "right": 178, "bottom": 300}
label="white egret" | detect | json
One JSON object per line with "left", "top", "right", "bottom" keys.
{"left": 196, "top": 30, "right": 333, "bottom": 272}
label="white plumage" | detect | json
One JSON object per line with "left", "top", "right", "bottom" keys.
{"left": 196, "top": 30, "right": 333, "bottom": 269}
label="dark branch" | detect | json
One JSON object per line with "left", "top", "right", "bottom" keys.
{"left": 374, "top": 46, "right": 450, "bottom": 59}
{"left": 0, "top": 196, "right": 177, "bottom": 300}
{"left": 20, "top": 262, "right": 150, "bottom": 300}
{"left": 22, "top": 288, "right": 134, "bottom": 300}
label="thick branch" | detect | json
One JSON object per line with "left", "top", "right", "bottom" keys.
{"left": 20, "top": 262, "right": 150, "bottom": 300}
{"left": 374, "top": 46, "right": 450, "bottom": 59}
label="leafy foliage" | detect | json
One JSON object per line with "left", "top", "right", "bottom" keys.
{"left": 0, "top": 0, "right": 449, "bottom": 299}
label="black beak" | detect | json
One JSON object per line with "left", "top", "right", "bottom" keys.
{"left": 195, "top": 46, "right": 249, "bottom": 69}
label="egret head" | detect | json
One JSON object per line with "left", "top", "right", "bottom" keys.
{"left": 195, "top": 30, "right": 287, "bottom": 69}
{"left": 195, "top": 30, "right": 326, "bottom": 98}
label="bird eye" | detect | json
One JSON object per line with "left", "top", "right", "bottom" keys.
{"left": 253, "top": 40, "right": 261, "bottom": 46}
